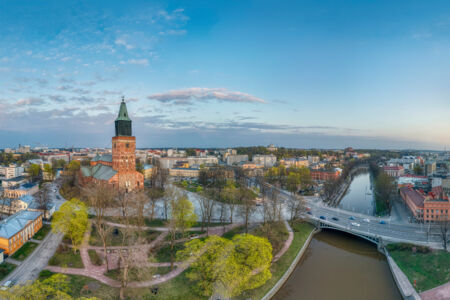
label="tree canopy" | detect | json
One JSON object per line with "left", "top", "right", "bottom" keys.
{"left": 177, "top": 234, "right": 272, "bottom": 297}
{"left": 52, "top": 198, "right": 89, "bottom": 252}
{"left": 0, "top": 274, "right": 99, "bottom": 300}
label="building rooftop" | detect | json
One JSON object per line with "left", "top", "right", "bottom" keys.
{"left": 0, "top": 210, "right": 42, "bottom": 239}
{"left": 91, "top": 154, "right": 112, "bottom": 163}
{"left": 81, "top": 164, "right": 117, "bottom": 181}
{"left": 400, "top": 187, "right": 424, "bottom": 208}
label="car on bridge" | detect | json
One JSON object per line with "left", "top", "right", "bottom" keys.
{"left": 332, "top": 217, "right": 339, "bottom": 221}
{"left": 319, "top": 216, "right": 326, "bottom": 220}
{"left": 363, "top": 218, "right": 370, "bottom": 222}
{"left": 307, "top": 211, "right": 312, "bottom": 215}
{"left": 351, "top": 222, "right": 360, "bottom": 227}
{"left": 379, "top": 220, "right": 386, "bottom": 224}
{"left": 349, "top": 216, "right": 355, "bottom": 220}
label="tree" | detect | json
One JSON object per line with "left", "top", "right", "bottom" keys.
{"left": 28, "top": 163, "right": 41, "bottom": 182}
{"left": 375, "top": 172, "right": 395, "bottom": 213}
{"left": 321, "top": 178, "right": 339, "bottom": 203}
{"left": 221, "top": 181, "right": 237, "bottom": 223}
{"left": 36, "top": 183, "right": 51, "bottom": 219}
{"left": 167, "top": 189, "right": 197, "bottom": 269}
{"left": 52, "top": 198, "right": 88, "bottom": 253}
{"left": 44, "top": 163, "right": 54, "bottom": 181}
{"left": 147, "top": 186, "right": 164, "bottom": 221}
{"left": 238, "top": 187, "right": 257, "bottom": 233}
{"left": 198, "top": 191, "right": 216, "bottom": 233}
{"left": 286, "top": 172, "right": 301, "bottom": 193}
{"left": 286, "top": 194, "right": 306, "bottom": 221}
{"left": 85, "top": 184, "right": 115, "bottom": 270}
{"left": 413, "top": 165, "right": 424, "bottom": 175}
{"left": 436, "top": 216, "right": 449, "bottom": 250}
{"left": 0, "top": 273, "right": 100, "bottom": 299}
{"left": 177, "top": 234, "right": 272, "bottom": 298}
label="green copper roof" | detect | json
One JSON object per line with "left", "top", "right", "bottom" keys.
{"left": 116, "top": 98, "right": 131, "bottom": 121}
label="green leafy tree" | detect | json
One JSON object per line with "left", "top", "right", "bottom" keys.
{"left": 0, "top": 273, "right": 99, "bottom": 299}
{"left": 286, "top": 172, "right": 301, "bottom": 193}
{"left": 177, "top": 234, "right": 272, "bottom": 298}
{"left": 52, "top": 198, "right": 88, "bottom": 252}
{"left": 414, "top": 165, "right": 424, "bottom": 175}
{"left": 28, "top": 163, "right": 41, "bottom": 182}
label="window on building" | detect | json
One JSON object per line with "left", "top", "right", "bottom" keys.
{"left": 126, "top": 143, "right": 129, "bottom": 148}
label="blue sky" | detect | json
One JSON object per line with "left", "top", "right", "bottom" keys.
{"left": 1, "top": 0, "right": 449, "bottom": 150}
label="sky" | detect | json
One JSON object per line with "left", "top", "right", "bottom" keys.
{"left": 0, "top": 0, "right": 450, "bottom": 150}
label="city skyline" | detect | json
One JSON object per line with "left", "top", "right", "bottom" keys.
{"left": 1, "top": 0, "right": 450, "bottom": 150}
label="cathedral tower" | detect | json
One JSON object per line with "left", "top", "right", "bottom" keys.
{"left": 112, "top": 97, "right": 141, "bottom": 191}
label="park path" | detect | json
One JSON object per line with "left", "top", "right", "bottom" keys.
{"left": 420, "top": 282, "right": 450, "bottom": 300}
{"left": 46, "top": 221, "right": 293, "bottom": 289}
{"left": 272, "top": 220, "right": 294, "bottom": 262}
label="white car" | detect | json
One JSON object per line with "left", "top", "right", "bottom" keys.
{"left": 363, "top": 218, "right": 370, "bottom": 223}
{"left": 351, "top": 222, "right": 360, "bottom": 227}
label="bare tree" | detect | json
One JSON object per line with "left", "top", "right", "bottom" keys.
{"left": 437, "top": 216, "right": 449, "bottom": 250}
{"left": 85, "top": 184, "right": 115, "bottom": 271}
{"left": 238, "top": 187, "right": 257, "bottom": 233}
{"left": 286, "top": 193, "right": 306, "bottom": 221}
{"left": 198, "top": 191, "right": 216, "bottom": 234}
{"left": 36, "top": 183, "right": 51, "bottom": 219}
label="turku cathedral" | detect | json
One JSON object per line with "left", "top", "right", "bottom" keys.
{"left": 80, "top": 98, "right": 144, "bottom": 192}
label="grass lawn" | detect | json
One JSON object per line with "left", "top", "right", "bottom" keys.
{"left": 48, "top": 245, "right": 84, "bottom": 268}
{"left": 125, "top": 268, "right": 206, "bottom": 300}
{"left": 0, "top": 262, "right": 17, "bottom": 281}
{"left": 89, "top": 224, "right": 160, "bottom": 246}
{"left": 105, "top": 266, "right": 173, "bottom": 282}
{"left": 88, "top": 249, "right": 103, "bottom": 266}
{"left": 39, "top": 270, "right": 119, "bottom": 299}
{"left": 10, "top": 241, "right": 39, "bottom": 261}
{"left": 388, "top": 246, "right": 450, "bottom": 292}
{"left": 153, "top": 243, "right": 185, "bottom": 262}
{"left": 221, "top": 225, "right": 245, "bottom": 239}
{"left": 33, "top": 224, "right": 51, "bottom": 240}
{"left": 164, "top": 231, "right": 205, "bottom": 241}
{"left": 235, "top": 221, "right": 315, "bottom": 300}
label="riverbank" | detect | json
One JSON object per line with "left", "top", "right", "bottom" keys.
{"left": 386, "top": 243, "right": 450, "bottom": 295}
{"left": 235, "top": 221, "right": 315, "bottom": 300}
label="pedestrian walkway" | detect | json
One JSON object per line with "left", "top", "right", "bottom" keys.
{"left": 45, "top": 221, "right": 287, "bottom": 289}
{"left": 5, "top": 258, "right": 21, "bottom": 265}
{"left": 420, "top": 282, "right": 450, "bottom": 300}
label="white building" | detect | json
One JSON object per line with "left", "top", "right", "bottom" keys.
{"left": 0, "top": 164, "right": 25, "bottom": 179}
{"left": 226, "top": 155, "right": 249, "bottom": 166}
{"left": 252, "top": 154, "right": 277, "bottom": 168}
{"left": 187, "top": 156, "right": 218, "bottom": 167}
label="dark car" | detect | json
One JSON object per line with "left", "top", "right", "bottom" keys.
{"left": 349, "top": 216, "right": 355, "bottom": 220}
{"left": 379, "top": 220, "right": 387, "bottom": 224}
{"left": 332, "top": 217, "right": 339, "bottom": 221}
{"left": 307, "top": 211, "right": 312, "bottom": 215}
{"left": 319, "top": 216, "right": 326, "bottom": 220}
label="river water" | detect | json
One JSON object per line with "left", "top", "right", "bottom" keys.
{"left": 338, "top": 172, "right": 375, "bottom": 215}
{"left": 273, "top": 230, "right": 402, "bottom": 300}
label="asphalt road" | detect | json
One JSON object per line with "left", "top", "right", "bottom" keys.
{"left": 1, "top": 181, "right": 66, "bottom": 286}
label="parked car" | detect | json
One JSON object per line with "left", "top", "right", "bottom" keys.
{"left": 332, "top": 217, "right": 339, "bottom": 221}
{"left": 305, "top": 207, "right": 311, "bottom": 211}
{"left": 319, "top": 216, "right": 326, "bottom": 220}
{"left": 307, "top": 211, "right": 312, "bottom": 215}
{"left": 1, "top": 281, "right": 12, "bottom": 291}
{"left": 351, "top": 222, "right": 360, "bottom": 227}
{"left": 379, "top": 220, "right": 387, "bottom": 224}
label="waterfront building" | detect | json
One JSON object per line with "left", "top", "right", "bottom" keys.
{"left": 310, "top": 169, "right": 340, "bottom": 181}
{"left": 0, "top": 210, "right": 43, "bottom": 255}
{"left": 400, "top": 186, "right": 450, "bottom": 222}
{"left": 79, "top": 99, "right": 144, "bottom": 192}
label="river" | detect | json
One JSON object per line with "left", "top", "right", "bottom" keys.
{"left": 338, "top": 172, "right": 375, "bottom": 215}
{"left": 273, "top": 230, "right": 402, "bottom": 300}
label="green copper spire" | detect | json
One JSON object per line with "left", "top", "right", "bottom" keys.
{"left": 116, "top": 96, "right": 131, "bottom": 121}
{"left": 115, "top": 97, "right": 132, "bottom": 136}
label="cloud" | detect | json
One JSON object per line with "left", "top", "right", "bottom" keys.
{"left": 115, "top": 38, "right": 134, "bottom": 50}
{"left": 119, "top": 59, "right": 149, "bottom": 66}
{"left": 16, "top": 97, "right": 45, "bottom": 106}
{"left": 147, "top": 88, "right": 266, "bottom": 105}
